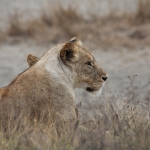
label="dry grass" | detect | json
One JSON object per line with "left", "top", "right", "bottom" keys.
{"left": 0, "top": 101, "right": 150, "bottom": 150}
{"left": 135, "top": 0, "right": 150, "bottom": 23}
{"left": 0, "top": 76, "right": 150, "bottom": 150}
{"left": 0, "top": 0, "right": 150, "bottom": 50}
{"left": 54, "top": 5, "right": 83, "bottom": 24}
{"left": 7, "top": 13, "right": 35, "bottom": 37}
{"left": 53, "top": 5, "right": 84, "bottom": 38}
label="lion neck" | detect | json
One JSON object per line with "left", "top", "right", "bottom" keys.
{"left": 35, "top": 44, "right": 76, "bottom": 97}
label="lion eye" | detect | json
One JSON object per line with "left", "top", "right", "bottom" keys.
{"left": 86, "top": 61, "right": 93, "bottom": 67}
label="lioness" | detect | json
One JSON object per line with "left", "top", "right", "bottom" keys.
{"left": 26, "top": 53, "right": 80, "bottom": 119}
{"left": 0, "top": 37, "right": 107, "bottom": 133}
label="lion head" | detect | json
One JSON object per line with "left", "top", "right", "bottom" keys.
{"left": 27, "top": 37, "right": 108, "bottom": 95}
{"left": 60, "top": 37, "right": 108, "bottom": 95}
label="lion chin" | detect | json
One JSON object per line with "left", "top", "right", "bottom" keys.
{"left": 93, "top": 88, "right": 102, "bottom": 97}
{"left": 85, "top": 83, "right": 104, "bottom": 97}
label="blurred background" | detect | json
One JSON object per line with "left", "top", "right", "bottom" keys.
{"left": 0, "top": 0, "right": 150, "bottom": 105}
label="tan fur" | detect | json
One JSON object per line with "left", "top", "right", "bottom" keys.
{"left": 26, "top": 53, "right": 80, "bottom": 119}
{"left": 27, "top": 54, "right": 39, "bottom": 67}
{"left": 0, "top": 38, "right": 107, "bottom": 136}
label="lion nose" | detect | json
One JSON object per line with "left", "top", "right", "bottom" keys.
{"left": 102, "top": 76, "right": 108, "bottom": 81}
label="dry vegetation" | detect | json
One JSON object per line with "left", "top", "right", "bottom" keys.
{"left": 0, "top": 0, "right": 150, "bottom": 149}
{"left": 135, "top": 0, "right": 150, "bottom": 23}
{"left": 0, "top": 76, "right": 150, "bottom": 150}
{"left": 1, "top": 0, "right": 150, "bottom": 50}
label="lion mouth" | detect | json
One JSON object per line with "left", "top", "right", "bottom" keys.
{"left": 86, "top": 87, "right": 95, "bottom": 92}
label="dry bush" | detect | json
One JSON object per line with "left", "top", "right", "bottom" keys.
{"left": 135, "top": 0, "right": 150, "bottom": 23}
{"left": 1, "top": 1, "right": 150, "bottom": 49}
{"left": 5, "top": 12, "right": 59, "bottom": 45}
{"left": 7, "top": 13, "right": 34, "bottom": 37}
{"left": 54, "top": 5, "right": 83, "bottom": 25}
{"left": 4, "top": 6, "right": 85, "bottom": 43}
{"left": 41, "top": 12, "right": 53, "bottom": 27}
{"left": 6, "top": 12, "right": 54, "bottom": 42}
{"left": 53, "top": 5, "right": 84, "bottom": 38}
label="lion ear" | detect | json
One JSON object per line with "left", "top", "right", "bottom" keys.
{"left": 27, "top": 54, "right": 39, "bottom": 67}
{"left": 70, "top": 37, "right": 82, "bottom": 46}
{"left": 60, "top": 43, "right": 79, "bottom": 64}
